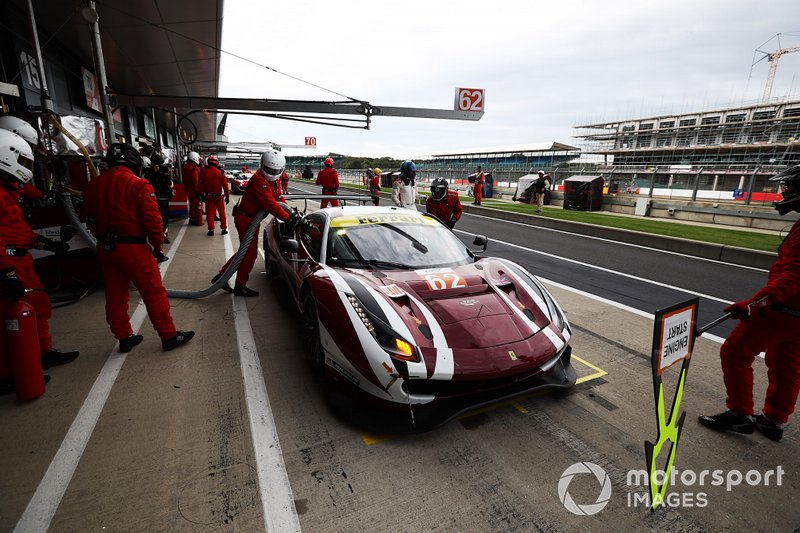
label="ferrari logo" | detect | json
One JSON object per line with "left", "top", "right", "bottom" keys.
{"left": 508, "top": 351, "right": 518, "bottom": 361}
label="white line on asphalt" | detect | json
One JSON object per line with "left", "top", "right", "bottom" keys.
{"left": 223, "top": 234, "right": 301, "bottom": 533}
{"left": 459, "top": 230, "right": 733, "bottom": 305}
{"left": 462, "top": 211, "right": 770, "bottom": 273}
{"left": 14, "top": 221, "right": 189, "bottom": 533}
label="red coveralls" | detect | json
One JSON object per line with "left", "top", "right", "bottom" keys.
{"left": 316, "top": 167, "right": 339, "bottom": 208}
{"left": 280, "top": 171, "right": 289, "bottom": 195}
{"left": 369, "top": 175, "right": 381, "bottom": 206}
{"left": 198, "top": 165, "right": 230, "bottom": 231}
{"left": 0, "top": 183, "right": 53, "bottom": 356}
{"left": 217, "top": 171, "right": 290, "bottom": 288}
{"left": 425, "top": 190, "right": 463, "bottom": 229}
{"left": 82, "top": 166, "right": 177, "bottom": 341}
{"left": 721, "top": 219, "right": 800, "bottom": 424}
{"left": 181, "top": 161, "right": 203, "bottom": 225}
{"left": 474, "top": 171, "right": 485, "bottom": 204}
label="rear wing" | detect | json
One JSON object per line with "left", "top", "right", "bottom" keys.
{"left": 282, "top": 194, "right": 372, "bottom": 212}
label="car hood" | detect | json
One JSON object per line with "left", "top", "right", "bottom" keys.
{"left": 329, "top": 258, "right": 560, "bottom": 354}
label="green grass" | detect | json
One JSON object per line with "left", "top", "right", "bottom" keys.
{"left": 295, "top": 179, "right": 783, "bottom": 253}
{"left": 475, "top": 198, "right": 783, "bottom": 252}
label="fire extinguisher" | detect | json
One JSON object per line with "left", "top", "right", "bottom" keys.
{"left": 4, "top": 299, "right": 45, "bottom": 401}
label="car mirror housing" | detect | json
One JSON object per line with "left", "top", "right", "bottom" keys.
{"left": 279, "top": 239, "right": 300, "bottom": 254}
{"left": 472, "top": 234, "right": 488, "bottom": 253}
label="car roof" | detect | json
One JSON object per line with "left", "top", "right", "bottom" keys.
{"left": 320, "top": 205, "right": 429, "bottom": 220}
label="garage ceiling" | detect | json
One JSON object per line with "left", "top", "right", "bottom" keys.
{"left": 13, "top": 0, "right": 223, "bottom": 142}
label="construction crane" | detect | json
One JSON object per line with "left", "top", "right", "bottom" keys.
{"left": 757, "top": 44, "right": 800, "bottom": 101}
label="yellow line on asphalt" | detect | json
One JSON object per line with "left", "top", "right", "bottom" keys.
{"left": 573, "top": 354, "right": 608, "bottom": 384}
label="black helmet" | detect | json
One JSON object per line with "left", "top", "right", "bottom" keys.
{"left": 430, "top": 177, "right": 448, "bottom": 201}
{"left": 151, "top": 153, "right": 165, "bottom": 166}
{"left": 770, "top": 165, "right": 800, "bottom": 215}
{"left": 107, "top": 143, "right": 143, "bottom": 174}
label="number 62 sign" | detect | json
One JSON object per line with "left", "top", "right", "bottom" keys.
{"left": 455, "top": 88, "right": 485, "bottom": 113}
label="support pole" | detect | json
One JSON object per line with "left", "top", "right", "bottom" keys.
{"left": 745, "top": 166, "right": 760, "bottom": 206}
{"left": 85, "top": 2, "right": 116, "bottom": 144}
{"left": 691, "top": 166, "right": 704, "bottom": 202}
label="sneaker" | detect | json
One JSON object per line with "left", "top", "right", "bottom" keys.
{"left": 221, "top": 229, "right": 228, "bottom": 235}
{"left": 698, "top": 410, "right": 755, "bottom": 434}
{"left": 210, "top": 273, "right": 233, "bottom": 293}
{"left": 207, "top": 230, "right": 214, "bottom": 236}
{"left": 215, "top": 216, "right": 221, "bottom": 222}
{"left": 754, "top": 414, "right": 784, "bottom": 441}
{"left": 162, "top": 330, "right": 195, "bottom": 351}
{"left": 163, "top": 237, "right": 170, "bottom": 244}
{"left": 233, "top": 286, "right": 259, "bottom": 297}
{"left": 119, "top": 334, "right": 143, "bottom": 353}
{"left": 41, "top": 349, "right": 80, "bottom": 370}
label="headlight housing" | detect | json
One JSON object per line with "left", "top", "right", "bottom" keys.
{"left": 346, "top": 294, "right": 420, "bottom": 362}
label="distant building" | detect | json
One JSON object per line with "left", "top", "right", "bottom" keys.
{"left": 573, "top": 97, "right": 800, "bottom": 201}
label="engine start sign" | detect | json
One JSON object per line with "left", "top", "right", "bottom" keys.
{"left": 652, "top": 298, "right": 698, "bottom": 375}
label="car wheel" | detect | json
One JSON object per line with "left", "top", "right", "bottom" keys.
{"left": 301, "top": 293, "right": 324, "bottom": 374}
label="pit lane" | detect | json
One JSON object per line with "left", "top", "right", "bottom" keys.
{"left": 0, "top": 190, "right": 796, "bottom": 532}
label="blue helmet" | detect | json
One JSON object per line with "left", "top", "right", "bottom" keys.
{"left": 400, "top": 160, "right": 416, "bottom": 174}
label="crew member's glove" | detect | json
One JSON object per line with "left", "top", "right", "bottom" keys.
{"left": 225, "top": 195, "right": 230, "bottom": 205}
{"left": 724, "top": 290, "right": 771, "bottom": 320}
{"left": 285, "top": 207, "right": 302, "bottom": 230}
{"left": 447, "top": 219, "right": 457, "bottom": 230}
{"left": 35, "top": 235, "right": 70, "bottom": 254}
{"left": 1, "top": 268, "right": 25, "bottom": 301}
{"left": 197, "top": 193, "right": 205, "bottom": 202}
{"left": 153, "top": 249, "right": 169, "bottom": 263}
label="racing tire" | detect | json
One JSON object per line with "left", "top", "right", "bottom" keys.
{"left": 301, "top": 293, "right": 325, "bottom": 374}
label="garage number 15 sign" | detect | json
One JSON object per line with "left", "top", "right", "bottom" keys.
{"left": 455, "top": 88, "right": 485, "bottom": 112}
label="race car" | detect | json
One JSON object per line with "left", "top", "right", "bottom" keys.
{"left": 264, "top": 203, "right": 575, "bottom": 429}
{"left": 231, "top": 172, "right": 252, "bottom": 194}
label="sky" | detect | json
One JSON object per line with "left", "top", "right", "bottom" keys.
{"left": 217, "top": 0, "right": 800, "bottom": 159}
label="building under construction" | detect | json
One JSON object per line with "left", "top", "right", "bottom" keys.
{"left": 573, "top": 96, "right": 800, "bottom": 205}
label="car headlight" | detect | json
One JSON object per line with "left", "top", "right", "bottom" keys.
{"left": 346, "top": 294, "right": 420, "bottom": 363}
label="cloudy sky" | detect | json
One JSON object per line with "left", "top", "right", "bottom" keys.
{"left": 218, "top": 0, "right": 800, "bottom": 159}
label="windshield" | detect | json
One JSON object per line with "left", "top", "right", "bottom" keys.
{"left": 326, "top": 214, "right": 472, "bottom": 269}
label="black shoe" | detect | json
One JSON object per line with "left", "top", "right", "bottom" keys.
{"left": 162, "top": 330, "right": 195, "bottom": 351}
{"left": 221, "top": 229, "right": 228, "bottom": 235}
{"left": 233, "top": 286, "right": 259, "bottom": 297}
{"left": 754, "top": 414, "right": 784, "bottom": 441}
{"left": 119, "top": 334, "right": 143, "bottom": 353}
{"left": 41, "top": 349, "right": 79, "bottom": 370}
{"left": 210, "top": 273, "right": 234, "bottom": 293}
{"left": 698, "top": 410, "right": 755, "bottom": 434}
{"left": 163, "top": 237, "right": 170, "bottom": 244}
{"left": 207, "top": 230, "right": 214, "bottom": 236}
{"left": 215, "top": 216, "right": 221, "bottom": 222}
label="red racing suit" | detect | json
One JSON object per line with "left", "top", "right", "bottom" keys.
{"left": 720, "top": 219, "right": 800, "bottom": 424}
{"left": 280, "top": 171, "right": 289, "bottom": 195}
{"left": 369, "top": 175, "right": 381, "bottom": 206}
{"left": 199, "top": 165, "right": 230, "bottom": 231}
{"left": 425, "top": 190, "right": 463, "bottom": 229}
{"left": 0, "top": 182, "right": 53, "bottom": 356}
{"left": 182, "top": 161, "right": 203, "bottom": 225}
{"left": 316, "top": 167, "right": 339, "bottom": 208}
{"left": 83, "top": 165, "right": 177, "bottom": 341}
{"left": 218, "top": 170, "right": 291, "bottom": 288}
{"left": 474, "top": 171, "right": 485, "bottom": 204}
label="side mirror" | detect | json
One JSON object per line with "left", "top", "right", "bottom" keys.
{"left": 472, "top": 234, "right": 488, "bottom": 253}
{"left": 279, "top": 239, "right": 300, "bottom": 254}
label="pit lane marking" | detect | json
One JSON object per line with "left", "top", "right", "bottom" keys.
{"left": 359, "top": 354, "right": 608, "bottom": 445}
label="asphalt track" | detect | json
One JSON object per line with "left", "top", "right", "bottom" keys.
{"left": 1, "top": 186, "right": 796, "bottom": 532}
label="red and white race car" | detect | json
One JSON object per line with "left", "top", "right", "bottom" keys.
{"left": 231, "top": 172, "right": 252, "bottom": 194}
{"left": 264, "top": 203, "right": 575, "bottom": 429}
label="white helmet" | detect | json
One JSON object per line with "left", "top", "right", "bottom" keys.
{"left": 141, "top": 156, "right": 152, "bottom": 169}
{"left": 187, "top": 151, "right": 200, "bottom": 164}
{"left": 0, "top": 130, "right": 34, "bottom": 184}
{"left": 0, "top": 116, "right": 38, "bottom": 147}
{"left": 260, "top": 149, "right": 286, "bottom": 181}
